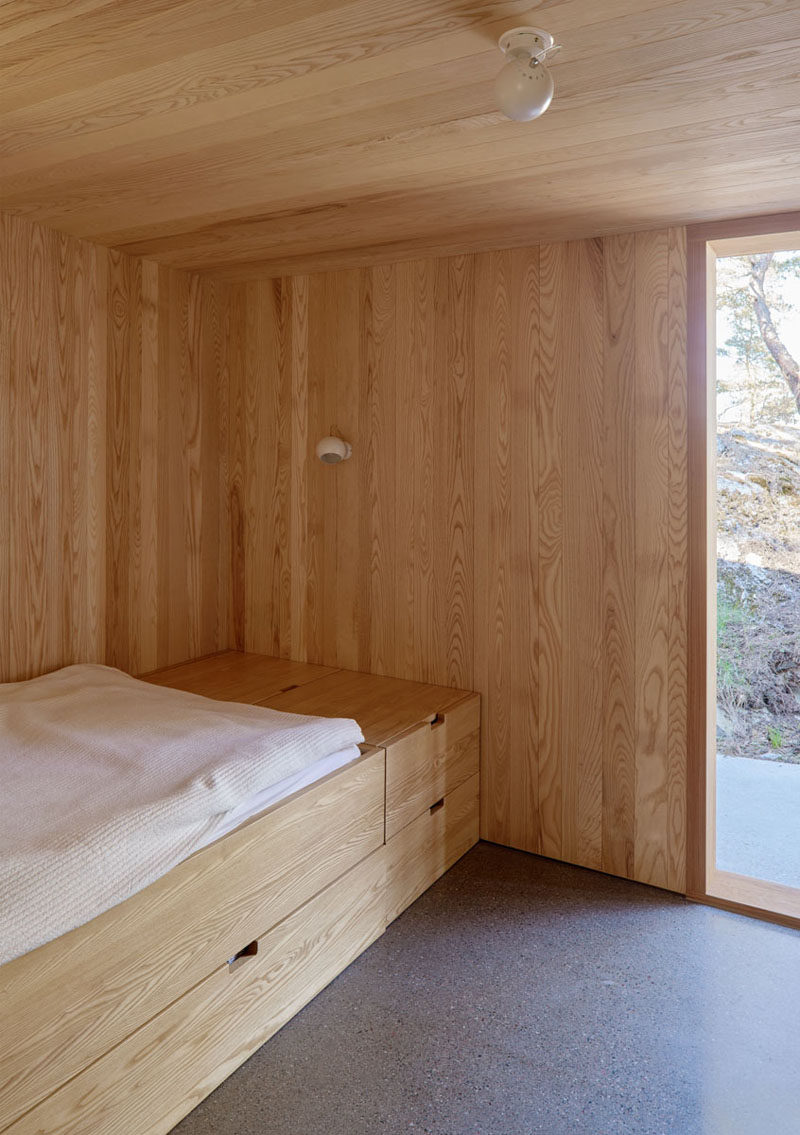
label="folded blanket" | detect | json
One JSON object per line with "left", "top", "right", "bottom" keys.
{"left": 0, "top": 664, "right": 364, "bottom": 964}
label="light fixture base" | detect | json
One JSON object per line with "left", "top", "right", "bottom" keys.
{"left": 498, "top": 27, "right": 555, "bottom": 60}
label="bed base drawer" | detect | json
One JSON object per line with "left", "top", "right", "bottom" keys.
{"left": 385, "top": 694, "right": 479, "bottom": 840}
{"left": 385, "top": 772, "right": 479, "bottom": 925}
{"left": 6, "top": 850, "right": 386, "bottom": 1135}
{"left": 0, "top": 750, "right": 385, "bottom": 1132}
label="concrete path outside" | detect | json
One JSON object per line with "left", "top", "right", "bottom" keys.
{"left": 716, "top": 753, "right": 800, "bottom": 887}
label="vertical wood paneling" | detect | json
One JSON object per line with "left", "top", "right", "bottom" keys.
{"left": 1, "top": 213, "right": 690, "bottom": 891}
{"left": 474, "top": 249, "right": 512, "bottom": 842}
{"left": 602, "top": 233, "right": 637, "bottom": 878}
{"left": 564, "top": 238, "right": 605, "bottom": 870}
{"left": 304, "top": 269, "right": 363, "bottom": 669}
{"left": 667, "top": 227, "right": 689, "bottom": 892}
{"left": 473, "top": 247, "right": 540, "bottom": 849}
{"left": 288, "top": 275, "right": 309, "bottom": 663}
{"left": 135, "top": 258, "right": 160, "bottom": 671}
{"left": 508, "top": 247, "right": 540, "bottom": 853}
{"left": 276, "top": 278, "right": 294, "bottom": 657}
{"left": 304, "top": 274, "right": 326, "bottom": 664}
{"left": 228, "top": 227, "right": 690, "bottom": 894}
{"left": 536, "top": 242, "right": 565, "bottom": 861}
{"left": 359, "top": 263, "right": 396, "bottom": 676}
{"left": 634, "top": 229, "right": 673, "bottom": 890}
{"left": 244, "top": 280, "right": 277, "bottom": 657}
{"left": 401, "top": 258, "right": 437, "bottom": 682}
{"left": 442, "top": 255, "right": 474, "bottom": 691}
{"left": 17, "top": 219, "right": 48, "bottom": 677}
{"left": 105, "top": 247, "right": 133, "bottom": 670}
{"left": 1, "top": 217, "right": 108, "bottom": 682}
{"left": 0, "top": 212, "right": 233, "bottom": 682}
{"left": 330, "top": 270, "right": 362, "bottom": 671}
{"left": 227, "top": 280, "right": 247, "bottom": 653}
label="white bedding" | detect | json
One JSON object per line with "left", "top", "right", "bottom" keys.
{"left": 0, "top": 664, "right": 364, "bottom": 965}
{"left": 196, "top": 743, "right": 361, "bottom": 847}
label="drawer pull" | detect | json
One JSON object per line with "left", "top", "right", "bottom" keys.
{"left": 429, "top": 797, "right": 445, "bottom": 815}
{"left": 227, "top": 940, "right": 258, "bottom": 971}
{"left": 430, "top": 713, "right": 445, "bottom": 729}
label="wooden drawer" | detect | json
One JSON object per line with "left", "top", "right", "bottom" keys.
{"left": 8, "top": 850, "right": 387, "bottom": 1135}
{"left": 0, "top": 749, "right": 385, "bottom": 1131}
{"left": 385, "top": 693, "right": 479, "bottom": 839}
{"left": 385, "top": 772, "right": 479, "bottom": 925}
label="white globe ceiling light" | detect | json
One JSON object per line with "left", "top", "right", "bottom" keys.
{"left": 495, "top": 27, "right": 559, "bottom": 121}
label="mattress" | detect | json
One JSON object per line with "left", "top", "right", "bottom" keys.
{"left": 0, "top": 665, "right": 364, "bottom": 964}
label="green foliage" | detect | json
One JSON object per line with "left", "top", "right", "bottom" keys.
{"left": 767, "top": 724, "right": 784, "bottom": 750}
{"left": 716, "top": 591, "right": 746, "bottom": 695}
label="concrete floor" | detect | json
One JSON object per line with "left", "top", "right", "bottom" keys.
{"left": 172, "top": 843, "right": 800, "bottom": 1135}
{"left": 716, "top": 754, "right": 800, "bottom": 887}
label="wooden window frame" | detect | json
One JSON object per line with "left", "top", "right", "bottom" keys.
{"left": 686, "top": 210, "right": 800, "bottom": 929}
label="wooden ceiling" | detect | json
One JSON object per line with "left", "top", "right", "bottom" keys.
{"left": 1, "top": 0, "right": 799, "bottom": 278}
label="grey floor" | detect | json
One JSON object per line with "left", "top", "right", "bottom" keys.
{"left": 173, "top": 843, "right": 800, "bottom": 1135}
{"left": 717, "top": 754, "right": 800, "bottom": 887}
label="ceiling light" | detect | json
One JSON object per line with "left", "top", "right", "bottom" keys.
{"left": 495, "top": 27, "right": 559, "bottom": 121}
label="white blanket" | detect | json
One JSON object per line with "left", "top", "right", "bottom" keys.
{"left": 0, "top": 664, "right": 364, "bottom": 964}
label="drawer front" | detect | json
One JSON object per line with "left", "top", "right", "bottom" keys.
{"left": 385, "top": 694, "right": 479, "bottom": 840}
{"left": 8, "top": 851, "right": 387, "bottom": 1135}
{"left": 0, "top": 749, "right": 385, "bottom": 1131}
{"left": 385, "top": 772, "right": 479, "bottom": 925}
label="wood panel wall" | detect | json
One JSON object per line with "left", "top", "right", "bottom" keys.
{"left": 229, "top": 230, "right": 688, "bottom": 892}
{"left": 1, "top": 210, "right": 688, "bottom": 889}
{"left": 0, "top": 213, "right": 233, "bottom": 681}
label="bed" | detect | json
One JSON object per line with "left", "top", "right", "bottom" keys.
{"left": 0, "top": 651, "right": 480, "bottom": 1135}
{"left": 1, "top": 663, "right": 364, "bottom": 964}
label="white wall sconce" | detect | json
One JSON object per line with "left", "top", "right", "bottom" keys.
{"left": 495, "top": 27, "right": 560, "bottom": 121}
{"left": 315, "top": 435, "right": 352, "bottom": 464}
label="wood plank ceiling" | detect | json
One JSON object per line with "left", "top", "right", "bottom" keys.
{"left": 1, "top": 0, "right": 799, "bottom": 278}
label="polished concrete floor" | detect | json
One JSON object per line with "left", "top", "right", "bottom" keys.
{"left": 173, "top": 843, "right": 800, "bottom": 1135}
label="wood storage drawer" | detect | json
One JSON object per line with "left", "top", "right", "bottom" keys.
{"left": 385, "top": 694, "right": 479, "bottom": 840}
{"left": 385, "top": 772, "right": 479, "bottom": 925}
{"left": 7, "top": 850, "right": 387, "bottom": 1135}
{"left": 0, "top": 749, "right": 385, "bottom": 1131}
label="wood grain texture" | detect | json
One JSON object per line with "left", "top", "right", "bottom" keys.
{"left": 230, "top": 229, "right": 689, "bottom": 891}
{"left": 140, "top": 649, "right": 337, "bottom": 701}
{"left": 0, "top": 212, "right": 234, "bottom": 681}
{"left": 7, "top": 849, "right": 388, "bottom": 1135}
{"left": 0, "top": 1, "right": 798, "bottom": 275}
{"left": 562, "top": 238, "right": 605, "bottom": 870}
{"left": 601, "top": 233, "right": 637, "bottom": 878}
{"left": 0, "top": 213, "right": 106, "bottom": 680}
{"left": 385, "top": 771, "right": 480, "bottom": 924}
{"left": 633, "top": 229, "right": 674, "bottom": 890}
{"left": 535, "top": 241, "right": 565, "bottom": 860}
{"left": 1, "top": 652, "right": 478, "bottom": 1134}
{"left": 0, "top": 747, "right": 385, "bottom": 1130}
{"left": 385, "top": 695, "right": 480, "bottom": 838}
{"left": 259, "top": 668, "right": 474, "bottom": 747}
